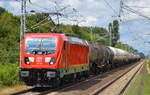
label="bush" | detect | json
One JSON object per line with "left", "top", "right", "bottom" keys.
{"left": 0, "top": 64, "right": 19, "bottom": 87}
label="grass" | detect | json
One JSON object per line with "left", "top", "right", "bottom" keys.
{"left": 147, "top": 59, "right": 150, "bottom": 72}
{"left": 0, "top": 63, "right": 31, "bottom": 95}
{"left": 125, "top": 59, "right": 150, "bottom": 95}
{"left": 142, "top": 74, "right": 150, "bottom": 95}
{"left": 125, "top": 74, "right": 150, "bottom": 95}
{"left": 125, "top": 74, "right": 142, "bottom": 95}
{"left": 0, "top": 63, "right": 20, "bottom": 89}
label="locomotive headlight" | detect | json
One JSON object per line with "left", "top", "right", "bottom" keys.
{"left": 45, "top": 57, "right": 55, "bottom": 65}
{"left": 49, "top": 58, "right": 55, "bottom": 65}
{"left": 29, "top": 57, "right": 34, "bottom": 62}
{"left": 26, "top": 62, "right": 30, "bottom": 65}
{"left": 50, "top": 62, "right": 54, "bottom": 65}
{"left": 24, "top": 57, "right": 30, "bottom": 65}
{"left": 45, "top": 57, "right": 51, "bottom": 62}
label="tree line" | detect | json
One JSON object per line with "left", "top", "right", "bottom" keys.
{"left": 0, "top": 7, "right": 142, "bottom": 64}
{"left": 0, "top": 7, "right": 144, "bottom": 88}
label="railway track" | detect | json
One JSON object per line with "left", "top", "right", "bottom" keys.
{"left": 10, "top": 87, "right": 37, "bottom": 95}
{"left": 45, "top": 61, "right": 143, "bottom": 95}
{"left": 11, "top": 78, "right": 91, "bottom": 95}
{"left": 10, "top": 87, "right": 52, "bottom": 95}
{"left": 92, "top": 60, "right": 145, "bottom": 95}
{"left": 11, "top": 61, "right": 143, "bottom": 95}
{"left": 11, "top": 76, "right": 90, "bottom": 95}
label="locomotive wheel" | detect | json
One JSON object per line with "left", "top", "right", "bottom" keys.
{"left": 111, "top": 63, "right": 116, "bottom": 69}
{"left": 72, "top": 73, "right": 77, "bottom": 82}
{"left": 107, "top": 64, "right": 112, "bottom": 71}
{"left": 85, "top": 71, "right": 89, "bottom": 78}
{"left": 91, "top": 63, "right": 98, "bottom": 75}
{"left": 77, "top": 72, "right": 82, "bottom": 80}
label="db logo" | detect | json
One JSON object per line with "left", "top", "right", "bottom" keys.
{"left": 36, "top": 57, "right": 42, "bottom": 63}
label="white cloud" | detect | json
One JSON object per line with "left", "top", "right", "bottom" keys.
{"left": 9, "top": 1, "right": 20, "bottom": 9}
{"left": 8, "top": 1, "right": 20, "bottom": 15}
{"left": 86, "top": 0, "right": 106, "bottom": 9}
{"left": 86, "top": 16, "right": 97, "bottom": 23}
{"left": 78, "top": 16, "right": 98, "bottom": 26}
{"left": 127, "top": 0, "right": 150, "bottom": 7}
{"left": 0, "top": 2, "right": 4, "bottom": 7}
{"left": 63, "top": 0, "right": 80, "bottom": 7}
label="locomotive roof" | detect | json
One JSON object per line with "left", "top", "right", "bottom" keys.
{"left": 25, "top": 33, "right": 65, "bottom": 38}
{"left": 24, "top": 33, "right": 88, "bottom": 46}
{"left": 67, "top": 36, "right": 88, "bottom": 46}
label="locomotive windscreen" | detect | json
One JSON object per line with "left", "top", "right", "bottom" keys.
{"left": 25, "top": 38, "right": 57, "bottom": 55}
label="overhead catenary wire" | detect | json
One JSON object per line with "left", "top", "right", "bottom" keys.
{"left": 27, "top": 13, "right": 57, "bottom": 31}
{"left": 28, "top": 0, "right": 70, "bottom": 15}
{"left": 123, "top": 5, "right": 150, "bottom": 20}
{"left": 103, "top": 0, "right": 118, "bottom": 15}
{"left": 119, "top": 0, "right": 124, "bottom": 17}
{"left": 118, "top": 0, "right": 150, "bottom": 21}
{"left": 17, "top": 0, "right": 86, "bottom": 31}
{"left": 15, "top": 0, "right": 47, "bottom": 14}
{"left": 28, "top": 1, "right": 71, "bottom": 19}
{"left": 29, "top": 20, "right": 52, "bottom": 30}
{"left": 126, "top": 6, "right": 150, "bottom": 9}
{"left": 23, "top": 0, "right": 60, "bottom": 31}
{"left": 28, "top": 0, "right": 52, "bottom": 12}
{"left": 118, "top": 0, "right": 130, "bottom": 22}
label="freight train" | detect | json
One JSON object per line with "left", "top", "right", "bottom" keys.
{"left": 20, "top": 33, "right": 141, "bottom": 87}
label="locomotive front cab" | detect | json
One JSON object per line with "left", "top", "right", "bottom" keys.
{"left": 20, "top": 33, "right": 63, "bottom": 87}
{"left": 23, "top": 36, "right": 57, "bottom": 67}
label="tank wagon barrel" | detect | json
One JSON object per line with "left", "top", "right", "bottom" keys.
{"left": 88, "top": 42, "right": 113, "bottom": 73}
{"left": 107, "top": 47, "right": 130, "bottom": 65}
{"left": 88, "top": 42, "right": 112, "bottom": 64}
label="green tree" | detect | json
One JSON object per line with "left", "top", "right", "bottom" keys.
{"left": 0, "top": 7, "right": 6, "bottom": 16}
{"left": 109, "top": 20, "right": 120, "bottom": 47}
{"left": 72, "top": 25, "right": 80, "bottom": 35}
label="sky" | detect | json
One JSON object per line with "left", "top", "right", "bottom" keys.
{"left": 0, "top": 0, "right": 150, "bottom": 55}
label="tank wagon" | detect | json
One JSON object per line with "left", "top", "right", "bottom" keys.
{"left": 108, "top": 47, "right": 130, "bottom": 65}
{"left": 20, "top": 33, "right": 141, "bottom": 87}
{"left": 88, "top": 42, "right": 113, "bottom": 73}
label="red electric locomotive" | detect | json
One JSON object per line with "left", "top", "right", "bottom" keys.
{"left": 20, "top": 33, "right": 89, "bottom": 87}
